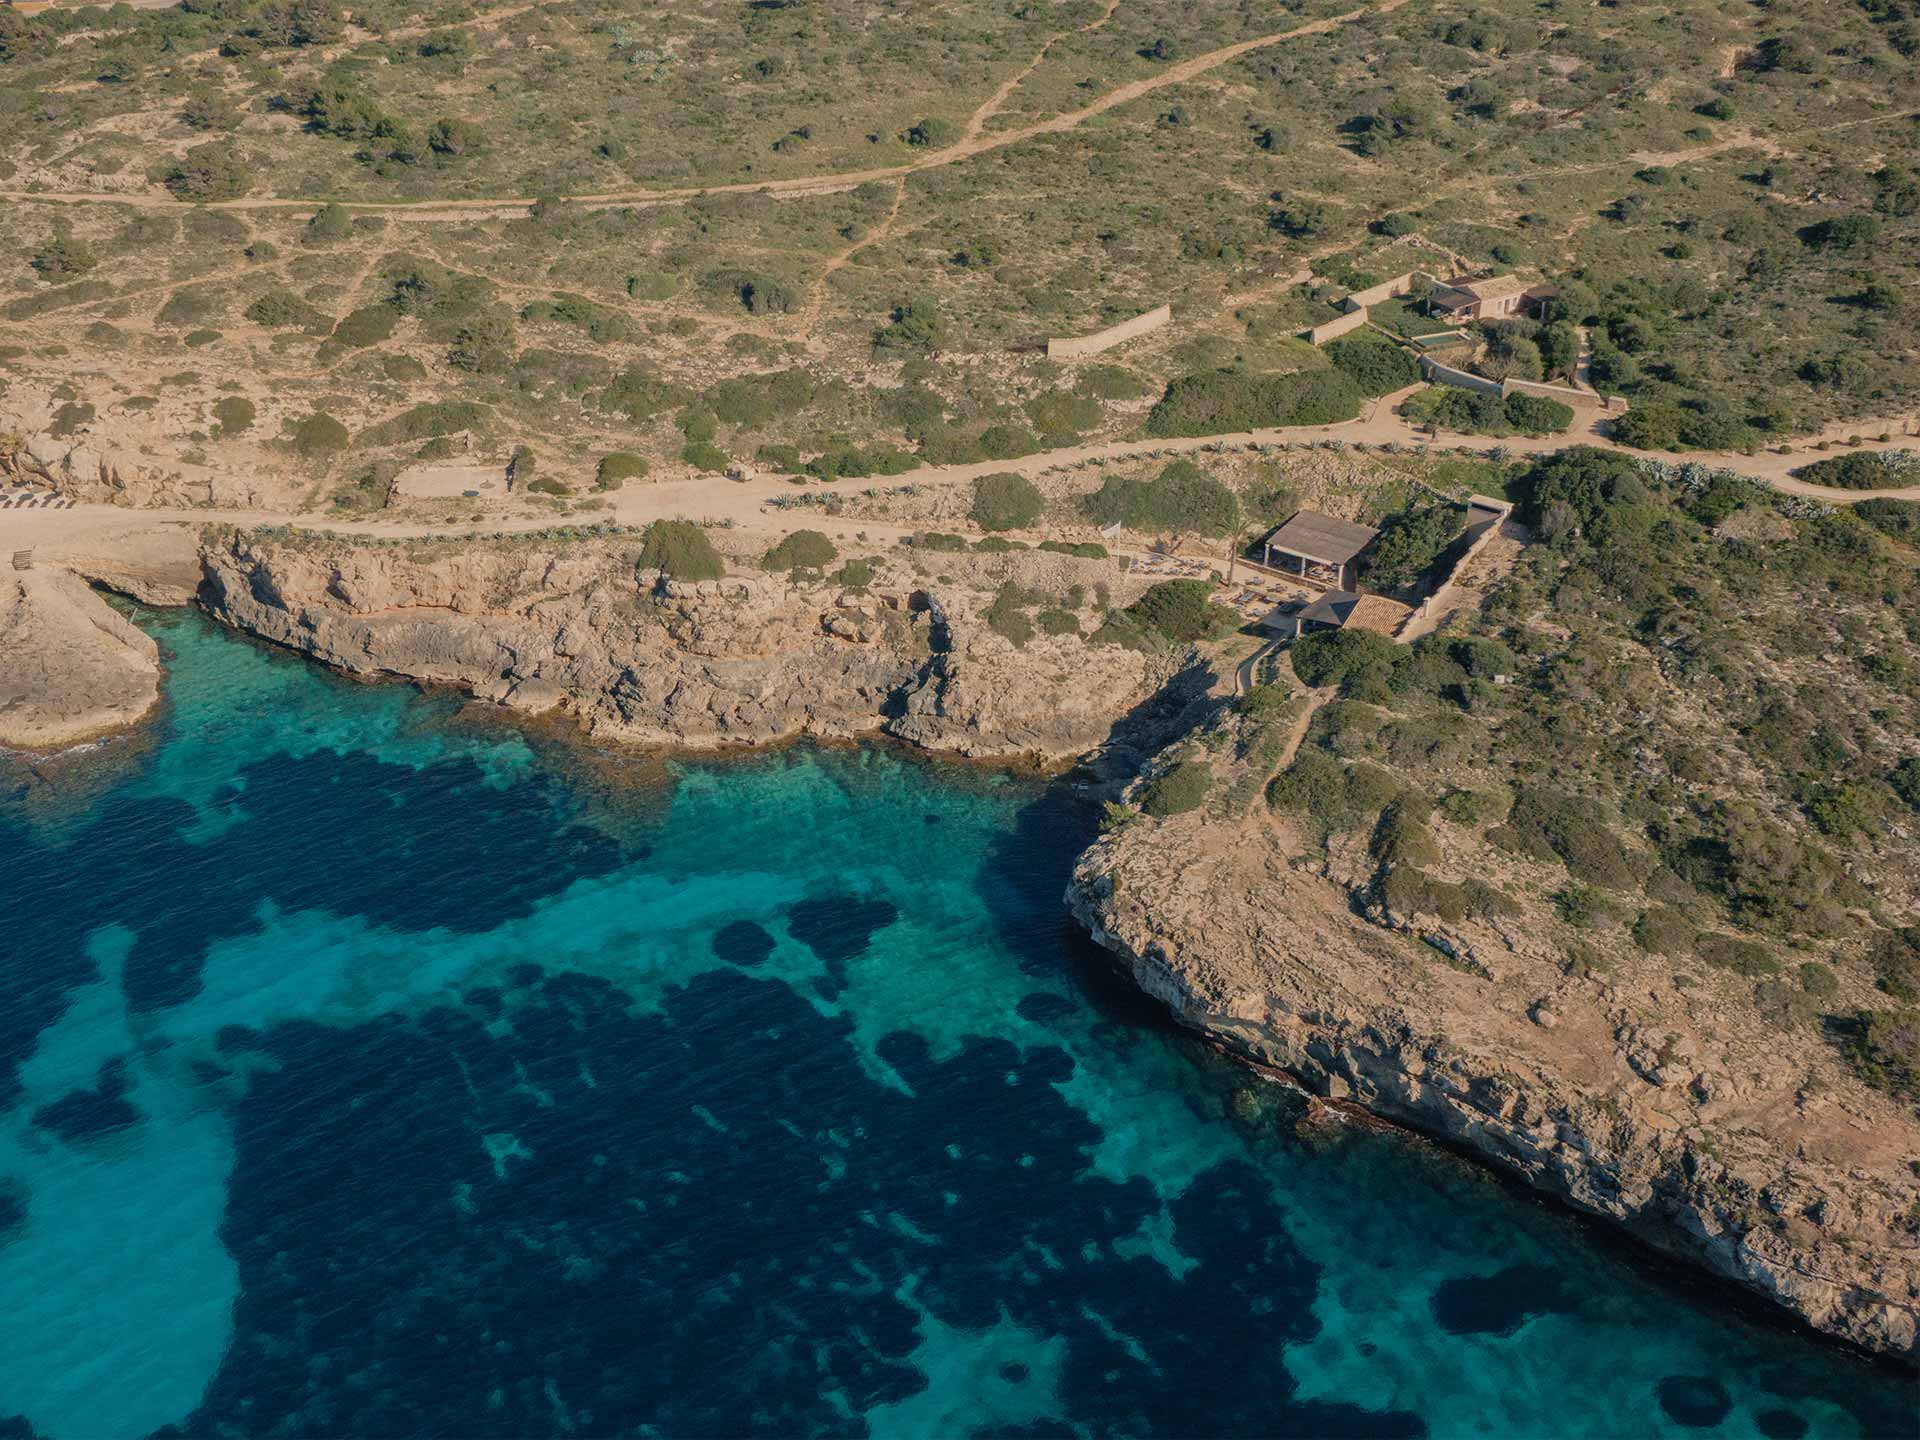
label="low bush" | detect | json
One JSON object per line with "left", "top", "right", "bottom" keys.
{"left": 1082, "top": 460, "right": 1239, "bottom": 537}
{"left": 682, "top": 440, "right": 730, "bottom": 473}
{"left": 1125, "top": 579, "right": 1229, "bottom": 642}
{"left": 970, "top": 472, "right": 1044, "bottom": 532}
{"left": 638, "top": 520, "right": 724, "bottom": 581}
{"left": 1490, "top": 785, "right": 1638, "bottom": 890}
{"left": 1793, "top": 453, "right": 1914, "bottom": 491}
{"left": 1146, "top": 368, "right": 1362, "bottom": 436}
{"left": 288, "top": 411, "right": 349, "bottom": 458}
{"left": 1326, "top": 332, "right": 1419, "bottom": 396}
{"left": 1842, "top": 1009, "right": 1920, "bottom": 1099}
{"left": 245, "top": 289, "right": 333, "bottom": 335}
{"left": 984, "top": 584, "right": 1036, "bottom": 647}
{"left": 596, "top": 452, "right": 648, "bottom": 490}
{"left": 763, "top": 530, "right": 838, "bottom": 572}
{"left": 832, "top": 558, "right": 875, "bottom": 588}
{"left": 1139, "top": 760, "right": 1211, "bottom": 817}
{"left": 211, "top": 396, "right": 255, "bottom": 435}
{"left": 1694, "top": 933, "right": 1781, "bottom": 977}
{"left": 332, "top": 303, "right": 399, "bottom": 347}
{"left": 358, "top": 400, "right": 490, "bottom": 448}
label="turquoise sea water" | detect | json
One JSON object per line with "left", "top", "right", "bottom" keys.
{"left": 0, "top": 610, "right": 1910, "bottom": 1439}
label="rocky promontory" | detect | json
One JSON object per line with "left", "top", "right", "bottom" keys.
{"left": 0, "top": 568, "right": 161, "bottom": 749}
{"left": 1068, "top": 737, "right": 1920, "bottom": 1363}
{"left": 198, "top": 530, "right": 1207, "bottom": 765}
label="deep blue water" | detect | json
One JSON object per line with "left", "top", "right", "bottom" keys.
{"left": 0, "top": 611, "right": 1910, "bottom": 1439}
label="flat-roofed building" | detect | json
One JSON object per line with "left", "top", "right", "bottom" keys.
{"left": 1258, "top": 510, "right": 1379, "bottom": 590}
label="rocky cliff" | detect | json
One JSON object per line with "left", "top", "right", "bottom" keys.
{"left": 198, "top": 532, "right": 1202, "bottom": 764}
{"left": 1068, "top": 790, "right": 1920, "bottom": 1362}
{"left": 0, "top": 568, "right": 160, "bottom": 749}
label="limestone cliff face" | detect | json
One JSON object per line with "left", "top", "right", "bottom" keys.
{"left": 198, "top": 534, "right": 1184, "bottom": 762}
{"left": 1067, "top": 814, "right": 1920, "bottom": 1362}
{"left": 0, "top": 569, "right": 160, "bottom": 749}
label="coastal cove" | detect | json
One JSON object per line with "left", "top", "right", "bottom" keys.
{"left": 0, "top": 610, "right": 1911, "bottom": 1438}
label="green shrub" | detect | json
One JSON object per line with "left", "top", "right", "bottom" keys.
{"left": 184, "top": 328, "right": 222, "bottom": 348}
{"left": 1694, "top": 933, "right": 1781, "bottom": 977}
{"left": 304, "top": 202, "right": 354, "bottom": 244}
{"left": 904, "top": 117, "right": 955, "bottom": 147}
{"left": 245, "top": 289, "right": 333, "bottom": 335}
{"left": 984, "top": 584, "right": 1036, "bottom": 647}
{"left": 1290, "top": 629, "right": 1400, "bottom": 692}
{"left": 1325, "top": 332, "right": 1419, "bottom": 396}
{"left": 1139, "top": 760, "right": 1212, "bottom": 817}
{"left": 1841, "top": 1008, "right": 1920, "bottom": 1099}
{"left": 971, "top": 472, "right": 1044, "bottom": 532}
{"left": 832, "top": 558, "right": 875, "bottom": 588}
{"left": 638, "top": 520, "right": 724, "bottom": 581}
{"left": 1366, "top": 503, "right": 1465, "bottom": 591}
{"left": 682, "top": 440, "right": 730, "bottom": 473}
{"left": 1026, "top": 389, "right": 1104, "bottom": 435}
{"left": 1036, "top": 608, "right": 1080, "bottom": 637}
{"left": 164, "top": 142, "right": 254, "bottom": 200}
{"left": 1492, "top": 786, "right": 1638, "bottom": 890}
{"left": 332, "top": 303, "right": 399, "bottom": 347}
{"left": 288, "top": 411, "right": 349, "bottom": 459}
{"left": 1126, "top": 579, "right": 1228, "bottom": 642}
{"left": 1038, "top": 540, "right": 1108, "bottom": 559}
{"left": 1146, "top": 368, "right": 1363, "bottom": 437}
{"left": 596, "top": 452, "right": 648, "bottom": 490}
{"left": 211, "top": 396, "right": 255, "bottom": 435}
{"left": 1793, "top": 453, "right": 1910, "bottom": 491}
{"left": 875, "top": 296, "right": 944, "bottom": 352}
{"left": 525, "top": 476, "right": 568, "bottom": 496}
{"left": 1856, "top": 501, "right": 1920, "bottom": 544}
{"left": 358, "top": 400, "right": 490, "bottom": 447}
{"left": 1076, "top": 365, "right": 1152, "bottom": 401}
{"left": 763, "top": 530, "right": 838, "bottom": 572}
{"left": 1871, "top": 928, "right": 1920, "bottom": 1001}
{"left": 31, "top": 233, "right": 96, "bottom": 283}
{"left": 1082, "top": 460, "right": 1239, "bottom": 536}
{"left": 915, "top": 532, "right": 970, "bottom": 552}
{"left": 1632, "top": 907, "right": 1693, "bottom": 956}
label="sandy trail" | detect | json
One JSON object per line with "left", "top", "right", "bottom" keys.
{"left": 9, "top": 407, "right": 1917, "bottom": 566}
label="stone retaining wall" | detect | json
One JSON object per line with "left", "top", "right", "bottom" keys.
{"left": 1046, "top": 304, "right": 1172, "bottom": 360}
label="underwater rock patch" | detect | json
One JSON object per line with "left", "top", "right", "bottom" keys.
{"left": 30, "top": 1057, "right": 140, "bottom": 1142}
{"left": 711, "top": 921, "right": 775, "bottom": 967}
{"left": 1429, "top": 1262, "right": 1577, "bottom": 1337}
{"left": 1657, "top": 1375, "right": 1735, "bottom": 1429}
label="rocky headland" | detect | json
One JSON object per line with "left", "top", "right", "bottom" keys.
{"left": 1067, "top": 714, "right": 1920, "bottom": 1364}
{"left": 0, "top": 567, "right": 161, "bottom": 750}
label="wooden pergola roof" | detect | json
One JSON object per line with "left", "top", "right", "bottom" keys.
{"left": 1262, "top": 511, "right": 1379, "bottom": 566}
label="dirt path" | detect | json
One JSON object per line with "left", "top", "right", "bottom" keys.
{"left": 0, "top": 0, "right": 1408, "bottom": 219}
{"left": 959, "top": 0, "right": 1125, "bottom": 144}
{"left": 9, "top": 406, "right": 1919, "bottom": 561}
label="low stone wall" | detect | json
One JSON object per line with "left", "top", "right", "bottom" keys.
{"left": 1344, "top": 270, "right": 1432, "bottom": 310}
{"left": 1046, "top": 304, "right": 1172, "bottom": 360}
{"left": 1419, "top": 357, "right": 1504, "bottom": 397}
{"left": 1305, "top": 309, "right": 1371, "bottom": 345}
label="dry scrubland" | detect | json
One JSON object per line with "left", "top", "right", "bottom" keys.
{"left": 0, "top": 0, "right": 1916, "bottom": 512}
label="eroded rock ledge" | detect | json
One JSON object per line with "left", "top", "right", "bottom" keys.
{"left": 0, "top": 568, "right": 160, "bottom": 749}
{"left": 198, "top": 532, "right": 1208, "bottom": 765}
{"left": 1067, "top": 815, "right": 1920, "bottom": 1363}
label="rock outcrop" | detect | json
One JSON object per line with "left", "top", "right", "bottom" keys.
{"left": 199, "top": 533, "right": 1195, "bottom": 763}
{"left": 0, "top": 568, "right": 161, "bottom": 749}
{"left": 2, "top": 429, "right": 212, "bottom": 509}
{"left": 1068, "top": 812, "right": 1920, "bottom": 1362}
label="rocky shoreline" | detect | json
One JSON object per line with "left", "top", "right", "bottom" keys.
{"left": 193, "top": 530, "right": 1211, "bottom": 768}
{"left": 1066, "top": 810, "right": 1920, "bottom": 1364}
{"left": 7, "top": 524, "right": 1915, "bottom": 1367}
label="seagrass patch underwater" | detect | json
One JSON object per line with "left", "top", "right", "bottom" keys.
{"left": 0, "top": 611, "right": 1910, "bottom": 1439}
